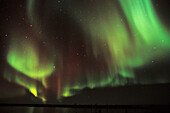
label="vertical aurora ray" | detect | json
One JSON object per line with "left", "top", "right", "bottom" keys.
{"left": 119, "top": 0, "right": 170, "bottom": 64}
{"left": 120, "top": 0, "right": 170, "bottom": 46}
{"left": 27, "top": 0, "right": 34, "bottom": 21}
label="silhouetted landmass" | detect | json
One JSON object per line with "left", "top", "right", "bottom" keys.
{"left": 61, "top": 83, "right": 170, "bottom": 105}
{"left": 0, "top": 83, "right": 170, "bottom": 105}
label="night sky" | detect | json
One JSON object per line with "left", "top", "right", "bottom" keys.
{"left": 0, "top": 0, "right": 170, "bottom": 105}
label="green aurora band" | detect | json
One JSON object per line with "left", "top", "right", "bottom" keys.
{"left": 5, "top": 0, "right": 170, "bottom": 100}
{"left": 7, "top": 36, "right": 54, "bottom": 79}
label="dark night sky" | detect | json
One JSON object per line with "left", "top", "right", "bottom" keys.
{"left": 0, "top": 0, "right": 170, "bottom": 105}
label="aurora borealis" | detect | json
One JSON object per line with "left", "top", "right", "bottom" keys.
{"left": 7, "top": 35, "right": 55, "bottom": 79}
{"left": 1, "top": 0, "right": 170, "bottom": 104}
